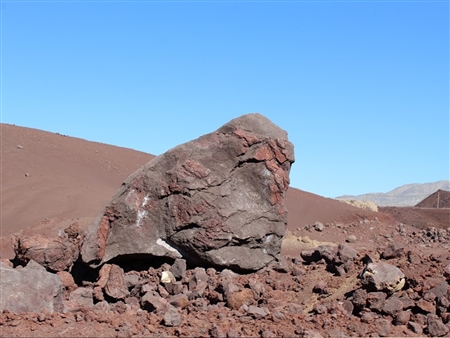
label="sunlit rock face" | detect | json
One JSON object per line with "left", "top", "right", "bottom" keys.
{"left": 81, "top": 113, "right": 294, "bottom": 272}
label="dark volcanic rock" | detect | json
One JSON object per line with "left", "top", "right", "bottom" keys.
{"left": 81, "top": 113, "right": 294, "bottom": 271}
{"left": 0, "top": 260, "right": 64, "bottom": 313}
{"left": 380, "top": 242, "right": 404, "bottom": 260}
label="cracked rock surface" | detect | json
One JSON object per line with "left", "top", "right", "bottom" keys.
{"left": 81, "top": 113, "right": 295, "bottom": 271}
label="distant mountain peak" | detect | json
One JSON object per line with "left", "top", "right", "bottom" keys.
{"left": 336, "top": 180, "right": 450, "bottom": 207}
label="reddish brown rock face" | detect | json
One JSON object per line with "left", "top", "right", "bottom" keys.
{"left": 12, "top": 233, "right": 79, "bottom": 272}
{"left": 81, "top": 113, "right": 295, "bottom": 271}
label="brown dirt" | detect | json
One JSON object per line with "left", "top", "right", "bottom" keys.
{"left": 1, "top": 123, "right": 450, "bottom": 337}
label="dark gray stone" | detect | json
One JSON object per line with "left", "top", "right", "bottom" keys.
{"left": 381, "top": 243, "right": 404, "bottom": 260}
{"left": 247, "top": 305, "right": 269, "bottom": 319}
{"left": 394, "top": 311, "right": 411, "bottom": 325}
{"left": 429, "top": 281, "right": 449, "bottom": 299}
{"left": 81, "top": 113, "right": 294, "bottom": 272}
{"left": 427, "top": 314, "right": 449, "bottom": 337}
{"left": 337, "top": 244, "right": 358, "bottom": 263}
{"left": 351, "top": 288, "right": 368, "bottom": 309}
{"left": 0, "top": 260, "right": 64, "bottom": 313}
{"left": 382, "top": 296, "right": 403, "bottom": 316}
{"left": 367, "top": 292, "right": 387, "bottom": 312}
{"left": 169, "top": 258, "right": 187, "bottom": 280}
{"left": 408, "top": 321, "right": 423, "bottom": 335}
{"left": 162, "top": 305, "right": 181, "bottom": 327}
{"left": 374, "top": 318, "right": 392, "bottom": 337}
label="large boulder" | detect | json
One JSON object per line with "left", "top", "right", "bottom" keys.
{"left": 81, "top": 113, "right": 294, "bottom": 271}
{"left": 0, "top": 260, "right": 64, "bottom": 313}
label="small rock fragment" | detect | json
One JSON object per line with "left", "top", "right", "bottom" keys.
{"left": 360, "top": 261, "right": 405, "bottom": 293}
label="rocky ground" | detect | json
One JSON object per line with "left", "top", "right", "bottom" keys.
{"left": 1, "top": 217, "right": 449, "bottom": 337}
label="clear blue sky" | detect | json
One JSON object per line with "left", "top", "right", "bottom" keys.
{"left": 2, "top": 0, "right": 449, "bottom": 198}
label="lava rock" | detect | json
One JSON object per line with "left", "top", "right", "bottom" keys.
{"left": 162, "top": 306, "right": 181, "bottom": 327}
{"left": 360, "top": 261, "right": 405, "bottom": 293}
{"left": 81, "top": 113, "right": 294, "bottom": 272}
{"left": 169, "top": 258, "right": 187, "bottom": 280}
{"left": 103, "top": 264, "right": 129, "bottom": 300}
{"left": 12, "top": 233, "right": 79, "bottom": 272}
{"left": 427, "top": 314, "right": 449, "bottom": 337}
{"left": 0, "top": 260, "right": 64, "bottom": 313}
{"left": 381, "top": 242, "right": 404, "bottom": 260}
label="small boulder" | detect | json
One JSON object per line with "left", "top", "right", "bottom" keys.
{"left": 0, "top": 260, "right": 64, "bottom": 313}
{"left": 227, "top": 289, "right": 254, "bottom": 310}
{"left": 162, "top": 306, "right": 181, "bottom": 327}
{"left": 360, "top": 261, "right": 405, "bottom": 293}
{"left": 374, "top": 318, "right": 392, "bottom": 337}
{"left": 247, "top": 305, "right": 269, "bottom": 319}
{"left": 169, "top": 258, "right": 187, "bottom": 280}
{"left": 427, "top": 314, "right": 449, "bottom": 337}
{"left": 382, "top": 296, "right": 403, "bottom": 316}
{"left": 12, "top": 233, "right": 79, "bottom": 272}
{"left": 141, "top": 293, "right": 169, "bottom": 313}
{"left": 67, "top": 287, "right": 94, "bottom": 310}
{"left": 381, "top": 243, "right": 404, "bottom": 260}
{"left": 337, "top": 244, "right": 358, "bottom": 263}
{"left": 103, "top": 264, "right": 129, "bottom": 300}
{"left": 57, "top": 271, "right": 78, "bottom": 292}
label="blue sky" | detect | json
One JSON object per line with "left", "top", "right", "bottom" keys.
{"left": 2, "top": 0, "right": 449, "bottom": 198}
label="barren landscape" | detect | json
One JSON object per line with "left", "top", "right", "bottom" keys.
{"left": 1, "top": 119, "right": 449, "bottom": 337}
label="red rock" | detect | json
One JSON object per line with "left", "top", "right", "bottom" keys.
{"left": 56, "top": 271, "right": 77, "bottom": 292}
{"left": 169, "top": 294, "right": 189, "bottom": 309}
{"left": 394, "top": 311, "right": 411, "bottom": 325}
{"left": 103, "top": 264, "right": 129, "bottom": 300}
{"left": 227, "top": 289, "right": 255, "bottom": 310}
{"left": 382, "top": 296, "right": 403, "bottom": 316}
{"left": 141, "top": 293, "right": 169, "bottom": 313}
{"left": 12, "top": 233, "right": 78, "bottom": 272}
{"left": 417, "top": 299, "right": 436, "bottom": 314}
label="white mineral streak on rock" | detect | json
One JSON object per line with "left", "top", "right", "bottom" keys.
{"left": 142, "top": 195, "right": 150, "bottom": 207}
{"left": 156, "top": 238, "right": 182, "bottom": 258}
{"left": 136, "top": 210, "right": 147, "bottom": 227}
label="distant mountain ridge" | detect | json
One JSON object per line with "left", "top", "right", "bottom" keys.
{"left": 336, "top": 180, "right": 450, "bottom": 207}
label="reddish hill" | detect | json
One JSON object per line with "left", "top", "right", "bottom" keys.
{"left": 415, "top": 189, "right": 450, "bottom": 208}
{"left": 1, "top": 123, "right": 391, "bottom": 258}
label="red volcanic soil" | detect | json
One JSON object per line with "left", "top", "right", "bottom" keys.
{"left": 379, "top": 206, "right": 450, "bottom": 230}
{"left": 1, "top": 123, "right": 389, "bottom": 258}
